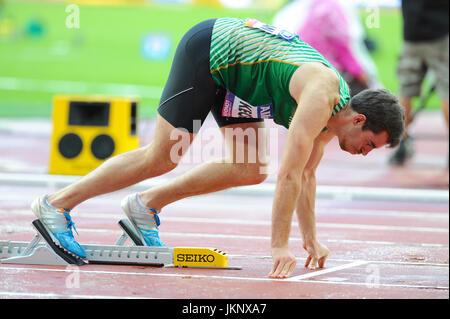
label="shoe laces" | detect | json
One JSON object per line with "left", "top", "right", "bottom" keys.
{"left": 148, "top": 208, "right": 160, "bottom": 227}
{"left": 57, "top": 208, "right": 79, "bottom": 235}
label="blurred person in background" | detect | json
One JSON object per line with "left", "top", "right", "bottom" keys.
{"left": 273, "top": 0, "right": 381, "bottom": 97}
{"left": 390, "top": 0, "right": 449, "bottom": 165}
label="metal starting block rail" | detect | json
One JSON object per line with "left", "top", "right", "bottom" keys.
{"left": 0, "top": 219, "right": 241, "bottom": 270}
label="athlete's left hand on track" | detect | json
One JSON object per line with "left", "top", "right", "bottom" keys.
{"left": 269, "top": 247, "right": 297, "bottom": 278}
{"left": 303, "top": 241, "right": 329, "bottom": 270}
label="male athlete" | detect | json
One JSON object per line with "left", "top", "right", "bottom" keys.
{"left": 31, "top": 18, "right": 405, "bottom": 278}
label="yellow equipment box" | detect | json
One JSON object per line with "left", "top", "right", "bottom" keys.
{"left": 49, "top": 95, "right": 139, "bottom": 176}
{"left": 173, "top": 247, "right": 229, "bottom": 268}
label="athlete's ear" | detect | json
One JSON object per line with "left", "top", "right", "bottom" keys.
{"left": 352, "top": 114, "right": 366, "bottom": 126}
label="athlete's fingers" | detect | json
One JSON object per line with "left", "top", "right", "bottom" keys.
{"left": 318, "top": 255, "right": 328, "bottom": 269}
{"left": 308, "top": 256, "right": 319, "bottom": 270}
{"left": 271, "top": 262, "right": 284, "bottom": 278}
{"left": 304, "top": 255, "right": 312, "bottom": 268}
{"left": 271, "top": 259, "right": 288, "bottom": 278}
{"left": 270, "top": 257, "right": 297, "bottom": 278}
{"left": 286, "top": 259, "right": 297, "bottom": 277}
{"left": 279, "top": 258, "right": 297, "bottom": 278}
{"left": 269, "top": 259, "right": 281, "bottom": 277}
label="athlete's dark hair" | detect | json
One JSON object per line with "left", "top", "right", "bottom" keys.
{"left": 349, "top": 88, "right": 405, "bottom": 148}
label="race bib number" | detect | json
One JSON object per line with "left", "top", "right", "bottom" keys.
{"left": 222, "top": 90, "right": 273, "bottom": 119}
{"left": 244, "top": 18, "right": 297, "bottom": 42}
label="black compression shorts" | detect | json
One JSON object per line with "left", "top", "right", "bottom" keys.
{"left": 157, "top": 19, "right": 264, "bottom": 133}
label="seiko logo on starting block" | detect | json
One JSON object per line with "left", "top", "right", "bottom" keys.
{"left": 173, "top": 247, "right": 228, "bottom": 268}
{"left": 176, "top": 254, "right": 215, "bottom": 263}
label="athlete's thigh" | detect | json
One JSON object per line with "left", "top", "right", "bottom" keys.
{"left": 219, "top": 121, "right": 267, "bottom": 165}
{"left": 151, "top": 114, "right": 195, "bottom": 165}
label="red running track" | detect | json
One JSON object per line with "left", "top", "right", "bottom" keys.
{"left": 0, "top": 185, "right": 448, "bottom": 299}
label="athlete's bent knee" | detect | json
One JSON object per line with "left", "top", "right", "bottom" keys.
{"left": 238, "top": 163, "right": 269, "bottom": 185}
{"left": 141, "top": 144, "right": 179, "bottom": 176}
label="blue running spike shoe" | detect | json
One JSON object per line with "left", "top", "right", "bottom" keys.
{"left": 121, "top": 193, "right": 166, "bottom": 247}
{"left": 31, "top": 195, "right": 86, "bottom": 259}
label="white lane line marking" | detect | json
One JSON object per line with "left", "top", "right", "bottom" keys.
{"left": 0, "top": 291, "right": 153, "bottom": 299}
{"left": 286, "top": 261, "right": 369, "bottom": 281}
{"left": 321, "top": 277, "right": 348, "bottom": 282}
{"left": 1, "top": 211, "right": 448, "bottom": 234}
{"left": 0, "top": 266, "right": 447, "bottom": 290}
{"left": 318, "top": 223, "right": 448, "bottom": 233}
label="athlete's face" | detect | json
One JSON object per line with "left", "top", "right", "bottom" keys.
{"left": 338, "top": 115, "right": 390, "bottom": 156}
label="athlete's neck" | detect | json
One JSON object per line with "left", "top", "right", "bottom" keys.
{"left": 325, "top": 103, "right": 351, "bottom": 134}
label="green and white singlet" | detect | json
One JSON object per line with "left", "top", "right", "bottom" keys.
{"left": 209, "top": 17, "right": 351, "bottom": 129}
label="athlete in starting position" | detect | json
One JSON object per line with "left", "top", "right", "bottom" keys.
{"left": 32, "top": 18, "right": 405, "bottom": 278}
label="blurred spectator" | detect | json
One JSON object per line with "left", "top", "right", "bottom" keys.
{"left": 390, "top": 0, "right": 449, "bottom": 165}
{"left": 273, "top": 0, "right": 381, "bottom": 97}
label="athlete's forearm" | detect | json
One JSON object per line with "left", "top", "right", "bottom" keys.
{"left": 271, "top": 140, "right": 313, "bottom": 249}
{"left": 271, "top": 175, "right": 301, "bottom": 249}
{"left": 294, "top": 131, "right": 333, "bottom": 245}
{"left": 296, "top": 171, "right": 318, "bottom": 245}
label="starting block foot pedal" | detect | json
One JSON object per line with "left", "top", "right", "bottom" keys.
{"left": 117, "top": 219, "right": 144, "bottom": 246}
{"left": 31, "top": 220, "right": 87, "bottom": 266}
{"left": 1, "top": 220, "right": 87, "bottom": 266}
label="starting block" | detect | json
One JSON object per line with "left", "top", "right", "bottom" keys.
{"left": 0, "top": 219, "right": 241, "bottom": 270}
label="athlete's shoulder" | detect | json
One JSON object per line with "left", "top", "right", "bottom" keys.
{"left": 290, "top": 62, "right": 340, "bottom": 103}
{"left": 294, "top": 62, "right": 339, "bottom": 87}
